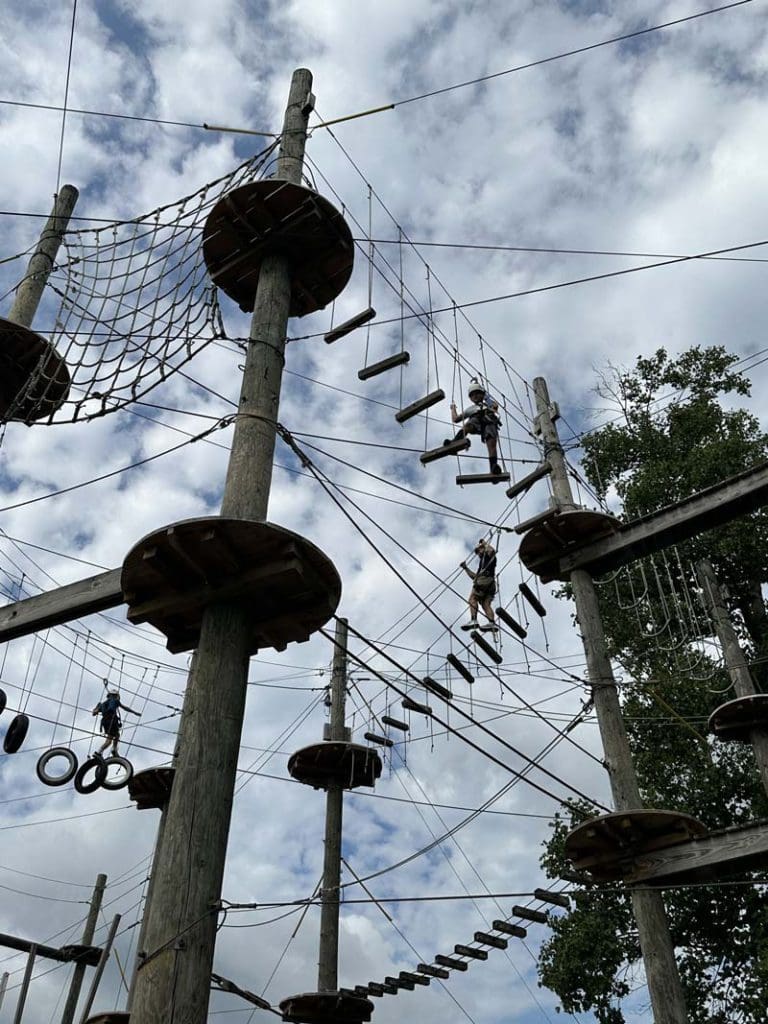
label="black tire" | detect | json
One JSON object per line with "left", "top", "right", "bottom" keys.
{"left": 36, "top": 747, "right": 79, "bottom": 787}
{"left": 3, "top": 714, "right": 29, "bottom": 754}
{"left": 74, "top": 756, "right": 108, "bottom": 794}
{"left": 100, "top": 755, "right": 133, "bottom": 791}
{"left": 0, "top": 688, "right": 6, "bottom": 715}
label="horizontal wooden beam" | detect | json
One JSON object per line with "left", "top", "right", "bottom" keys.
{"left": 0, "top": 568, "right": 123, "bottom": 642}
{"left": 626, "top": 818, "right": 768, "bottom": 884}
{"left": 557, "top": 460, "right": 768, "bottom": 577}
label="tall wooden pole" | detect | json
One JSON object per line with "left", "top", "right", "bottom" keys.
{"left": 12, "top": 945, "right": 36, "bottom": 1024}
{"left": 697, "top": 558, "right": 768, "bottom": 795}
{"left": 317, "top": 618, "right": 348, "bottom": 992}
{"left": 129, "top": 69, "right": 313, "bottom": 1024}
{"left": 60, "top": 872, "right": 107, "bottom": 1024}
{"left": 534, "top": 377, "right": 688, "bottom": 1024}
{"left": 126, "top": 809, "right": 169, "bottom": 1012}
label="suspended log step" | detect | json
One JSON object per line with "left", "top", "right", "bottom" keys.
{"left": 505, "top": 462, "right": 552, "bottom": 501}
{"left": 395, "top": 388, "right": 445, "bottom": 424}
{"left": 402, "top": 696, "right": 432, "bottom": 715}
{"left": 354, "top": 986, "right": 370, "bottom": 997}
{"left": 454, "top": 944, "right": 487, "bottom": 961}
{"left": 422, "top": 676, "right": 452, "bottom": 700}
{"left": 474, "top": 932, "right": 507, "bottom": 950}
{"left": 434, "top": 955, "right": 467, "bottom": 972}
{"left": 456, "top": 472, "right": 510, "bottom": 486}
{"left": 512, "top": 905, "right": 548, "bottom": 924}
{"left": 514, "top": 506, "right": 561, "bottom": 535}
{"left": 366, "top": 983, "right": 385, "bottom": 997}
{"left": 471, "top": 630, "right": 503, "bottom": 664}
{"left": 708, "top": 694, "right": 768, "bottom": 742}
{"left": 420, "top": 437, "right": 470, "bottom": 465}
{"left": 519, "top": 583, "right": 546, "bottom": 618}
{"left": 358, "top": 350, "right": 410, "bottom": 380}
{"left": 325, "top": 307, "right": 376, "bottom": 344}
{"left": 417, "top": 963, "right": 449, "bottom": 979}
{"left": 493, "top": 920, "right": 527, "bottom": 938}
{"left": 496, "top": 607, "right": 527, "bottom": 638}
{"left": 446, "top": 653, "right": 474, "bottom": 685}
{"left": 381, "top": 715, "right": 409, "bottom": 732}
{"left": 399, "top": 971, "right": 429, "bottom": 986}
{"left": 386, "top": 975, "right": 413, "bottom": 991}
{"left": 534, "top": 888, "right": 571, "bottom": 908}
{"left": 364, "top": 731, "right": 394, "bottom": 748}
{"left": 381, "top": 982, "right": 397, "bottom": 995}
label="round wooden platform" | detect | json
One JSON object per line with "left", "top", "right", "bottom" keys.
{"left": 202, "top": 181, "right": 354, "bottom": 317}
{"left": 518, "top": 509, "right": 620, "bottom": 582}
{"left": 279, "top": 991, "right": 374, "bottom": 1024}
{"left": 83, "top": 1014, "right": 130, "bottom": 1024}
{"left": 127, "top": 766, "right": 175, "bottom": 810}
{"left": 565, "top": 810, "right": 708, "bottom": 882}
{"left": 288, "top": 742, "right": 382, "bottom": 790}
{"left": 121, "top": 518, "right": 341, "bottom": 655}
{"left": 0, "top": 317, "right": 70, "bottom": 422}
{"left": 708, "top": 694, "right": 768, "bottom": 742}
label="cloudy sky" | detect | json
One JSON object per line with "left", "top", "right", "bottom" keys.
{"left": 0, "top": 1, "right": 767, "bottom": 1022}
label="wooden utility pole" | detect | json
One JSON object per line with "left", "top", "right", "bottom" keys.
{"left": 534, "top": 377, "right": 688, "bottom": 1023}
{"left": 13, "top": 945, "right": 36, "bottom": 1024}
{"left": 128, "top": 69, "right": 314, "bottom": 1024}
{"left": 697, "top": 559, "right": 768, "bottom": 795}
{"left": 60, "top": 872, "right": 107, "bottom": 1024}
{"left": 317, "top": 618, "right": 348, "bottom": 992}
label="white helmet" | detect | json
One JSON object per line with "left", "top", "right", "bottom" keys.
{"left": 467, "top": 379, "right": 484, "bottom": 400}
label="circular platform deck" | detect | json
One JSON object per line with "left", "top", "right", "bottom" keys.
{"left": 279, "top": 991, "right": 374, "bottom": 1024}
{"left": 127, "top": 766, "right": 175, "bottom": 810}
{"left": 0, "top": 318, "right": 70, "bottom": 422}
{"left": 202, "top": 181, "right": 353, "bottom": 317}
{"left": 121, "top": 518, "right": 341, "bottom": 655}
{"left": 518, "top": 509, "right": 620, "bottom": 582}
{"left": 83, "top": 1014, "right": 130, "bottom": 1024}
{"left": 288, "top": 742, "right": 382, "bottom": 790}
{"left": 708, "top": 694, "right": 768, "bottom": 742}
{"left": 565, "top": 810, "right": 708, "bottom": 882}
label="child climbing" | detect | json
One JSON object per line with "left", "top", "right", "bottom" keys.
{"left": 92, "top": 688, "right": 140, "bottom": 757}
{"left": 460, "top": 538, "right": 499, "bottom": 632}
{"left": 447, "top": 379, "right": 502, "bottom": 474}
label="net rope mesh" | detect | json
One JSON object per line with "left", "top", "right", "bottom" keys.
{"left": 4, "top": 141, "right": 279, "bottom": 425}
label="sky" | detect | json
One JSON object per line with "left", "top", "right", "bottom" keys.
{"left": 0, "top": 1, "right": 767, "bottom": 1022}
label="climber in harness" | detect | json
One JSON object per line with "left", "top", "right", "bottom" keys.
{"left": 460, "top": 538, "right": 499, "bottom": 632}
{"left": 92, "top": 688, "right": 140, "bottom": 757}
{"left": 447, "top": 379, "right": 502, "bottom": 475}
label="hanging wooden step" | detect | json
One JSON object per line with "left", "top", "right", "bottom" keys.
{"left": 496, "top": 607, "right": 527, "bottom": 638}
{"left": 399, "top": 971, "right": 429, "bottom": 987}
{"left": 420, "top": 437, "right": 470, "bottom": 465}
{"left": 354, "top": 986, "right": 370, "bottom": 997}
{"left": 446, "top": 653, "right": 474, "bottom": 685}
{"left": 381, "top": 715, "right": 409, "bottom": 732}
{"left": 519, "top": 583, "right": 547, "bottom": 618}
{"left": 366, "top": 983, "right": 385, "bottom": 997}
{"left": 386, "top": 975, "right": 413, "bottom": 991}
{"left": 288, "top": 741, "right": 382, "bottom": 791}
{"left": 358, "top": 350, "right": 410, "bottom": 380}
{"left": 708, "top": 694, "right": 768, "bottom": 742}
{"left": 456, "top": 472, "right": 510, "bottom": 486}
{"left": 454, "top": 944, "right": 487, "bottom": 961}
{"left": 325, "top": 307, "right": 377, "bottom": 344}
{"left": 395, "top": 388, "right": 445, "bottom": 424}
{"left": 402, "top": 696, "right": 432, "bottom": 715}
{"left": 518, "top": 508, "right": 621, "bottom": 582}
{"left": 434, "top": 955, "right": 467, "bottom": 972}
{"left": 417, "top": 963, "right": 449, "bottom": 979}
{"left": 381, "top": 982, "right": 397, "bottom": 995}
{"left": 471, "top": 630, "right": 503, "bottom": 665}
{"left": 564, "top": 810, "right": 708, "bottom": 883}
{"left": 492, "top": 920, "right": 527, "bottom": 938}
{"left": 511, "top": 905, "right": 548, "bottom": 924}
{"left": 474, "top": 932, "right": 507, "bottom": 950}
{"left": 279, "top": 991, "right": 373, "bottom": 1024}
{"left": 533, "top": 888, "right": 571, "bottom": 908}
{"left": 364, "top": 731, "right": 394, "bottom": 748}
{"left": 514, "top": 505, "right": 561, "bottom": 535}
{"left": 422, "top": 676, "right": 452, "bottom": 700}
{"left": 505, "top": 462, "right": 552, "bottom": 501}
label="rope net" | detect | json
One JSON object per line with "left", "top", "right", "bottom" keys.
{"left": 4, "top": 142, "right": 279, "bottom": 425}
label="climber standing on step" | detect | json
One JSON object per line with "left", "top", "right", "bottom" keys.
{"left": 448, "top": 379, "right": 502, "bottom": 474}
{"left": 460, "top": 538, "right": 499, "bottom": 632}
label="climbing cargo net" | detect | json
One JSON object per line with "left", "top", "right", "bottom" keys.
{"left": 6, "top": 141, "right": 279, "bottom": 425}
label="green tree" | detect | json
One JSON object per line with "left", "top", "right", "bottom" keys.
{"left": 537, "top": 347, "right": 768, "bottom": 1022}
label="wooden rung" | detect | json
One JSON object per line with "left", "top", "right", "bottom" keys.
{"left": 456, "top": 472, "right": 510, "bottom": 486}
{"left": 399, "top": 971, "right": 429, "bottom": 986}
{"left": 496, "top": 607, "right": 527, "bottom": 638}
{"left": 324, "top": 306, "right": 376, "bottom": 343}
{"left": 422, "top": 676, "right": 452, "bottom": 700}
{"left": 519, "top": 583, "right": 547, "bottom": 617}
{"left": 402, "top": 696, "right": 432, "bottom": 715}
{"left": 474, "top": 931, "right": 507, "bottom": 950}
{"left": 419, "top": 437, "right": 470, "bottom": 465}
{"left": 534, "top": 888, "right": 570, "bottom": 908}
{"left": 417, "top": 963, "right": 449, "bottom": 979}
{"left": 386, "top": 975, "right": 414, "bottom": 991}
{"left": 512, "top": 905, "right": 548, "bottom": 924}
{"left": 434, "top": 955, "right": 467, "bottom": 972}
{"left": 364, "top": 731, "right": 394, "bottom": 747}
{"left": 492, "top": 920, "right": 527, "bottom": 938}
{"left": 358, "top": 351, "right": 410, "bottom": 380}
{"left": 446, "top": 653, "right": 474, "bottom": 685}
{"left": 505, "top": 462, "right": 551, "bottom": 501}
{"left": 395, "top": 388, "right": 445, "bottom": 424}
{"left": 471, "top": 630, "right": 503, "bottom": 664}
{"left": 381, "top": 715, "right": 409, "bottom": 732}
{"left": 381, "top": 982, "right": 398, "bottom": 995}
{"left": 514, "top": 505, "right": 561, "bottom": 535}
{"left": 366, "top": 982, "right": 385, "bottom": 997}
{"left": 354, "top": 985, "right": 370, "bottom": 996}
{"left": 454, "top": 944, "right": 487, "bottom": 961}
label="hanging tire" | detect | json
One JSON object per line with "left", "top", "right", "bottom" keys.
{"left": 74, "top": 756, "right": 108, "bottom": 794}
{"left": 100, "top": 755, "right": 133, "bottom": 791}
{"left": 36, "top": 747, "right": 79, "bottom": 787}
{"left": 3, "top": 713, "right": 29, "bottom": 754}
{"left": 0, "top": 688, "right": 6, "bottom": 715}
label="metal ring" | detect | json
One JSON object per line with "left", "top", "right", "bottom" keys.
{"left": 36, "top": 747, "right": 79, "bottom": 787}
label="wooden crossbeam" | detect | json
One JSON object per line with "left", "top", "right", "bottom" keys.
{"left": 0, "top": 568, "right": 123, "bottom": 643}
{"left": 623, "top": 818, "right": 768, "bottom": 884}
